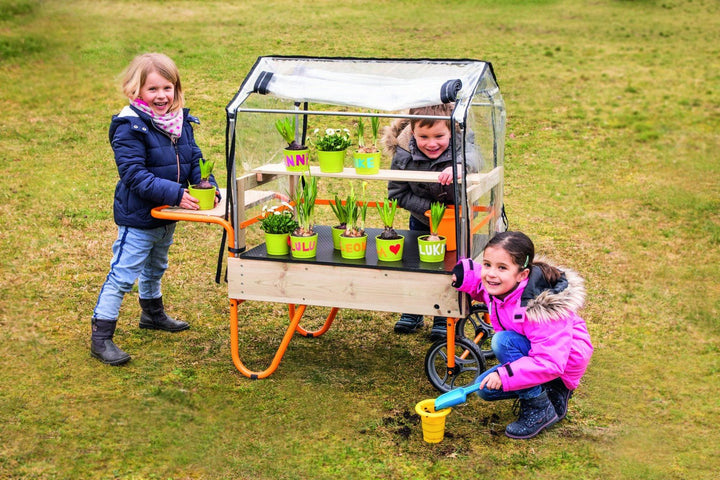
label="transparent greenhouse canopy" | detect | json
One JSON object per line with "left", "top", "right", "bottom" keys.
{"left": 227, "top": 56, "right": 496, "bottom": 113}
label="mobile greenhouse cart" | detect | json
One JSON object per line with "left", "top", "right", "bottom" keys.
{"left": 153, "top": 56, "right": 505, "bottom": 390}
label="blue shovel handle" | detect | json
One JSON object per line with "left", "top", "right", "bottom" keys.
{"left": 434, "top": 382, "right": 482, "bottom": 410}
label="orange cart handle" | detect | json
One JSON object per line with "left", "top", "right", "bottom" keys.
{"left": 151, "top": 206, "right": 236, "bottom": 257}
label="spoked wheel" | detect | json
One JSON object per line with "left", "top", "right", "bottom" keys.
{"left": 464, "top": 304, "right": 495, "bottom": 361}
{"left": 424, "top": 337, "right": 487, "bottom": 393}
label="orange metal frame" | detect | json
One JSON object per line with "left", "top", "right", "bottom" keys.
{"left": 152, "top": 202, "right": 474, "bottom": 380}
{"left": 152, "top": 204, "right": 335, "bottom": 379}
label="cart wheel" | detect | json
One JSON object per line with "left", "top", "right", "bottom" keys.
{"left": 465, "top": 305, "right": 495, "bottom": 360}
{"left": 424, "top": 337, "right": 487, "bottom": 393}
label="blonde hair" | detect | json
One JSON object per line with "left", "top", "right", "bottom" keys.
{"left": 121, "top": 53, "right": 184, "bottom": 113}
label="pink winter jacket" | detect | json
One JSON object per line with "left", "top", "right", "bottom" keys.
{"left": 453, "top": 258, "right": 593, "bottom": 391}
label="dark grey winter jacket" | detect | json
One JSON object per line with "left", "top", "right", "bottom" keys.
{"left": 383, "top": 118, "right": 476, "bottom": 227}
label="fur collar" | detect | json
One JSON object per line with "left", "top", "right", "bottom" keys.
{"left": 381, "top": 117, "right": 412, "bottom": 156}
{"left": 524, "top": 261, "right": 586, "bottom": 323}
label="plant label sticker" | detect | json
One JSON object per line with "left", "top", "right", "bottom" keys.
{"left": 285, "top": 152, "right": 308, "bottom": 167}
{"left": 419, "top": 243, "right": 445, "bottom": 256}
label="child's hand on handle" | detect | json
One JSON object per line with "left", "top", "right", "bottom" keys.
{"left": 438, "top": 165, "right": 463, "bottom": 186}
{"left": 451, "top": 258, "right": 482, "bottom": 292}
{"left": 479, "top": 371, "right": 502, "bottom": 390}
{"left": 180, "top": 189, "right": 200, "bottom": 210}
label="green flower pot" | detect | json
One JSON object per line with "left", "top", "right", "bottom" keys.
{"left": 331, "top": 225, "right": 345, "bottom": 250}
{"left": 317, "top": 149, "right": 346, "bottom": 173}
{"left": 290, "top": 233, "right": 318, "bottom": 258}
{"left": 418, "top": 235, "right": 447, "bottom": 263}
{"left": 339, "top": 234, "right": 367, "bottom": 260}
{"left": 375, "top": 235, "right": 404, "bottom": 262}
{"left": 188, "top": 185, "right": 216, "bottom": 210}
{"left": 424, "top": 207, "right": 456, "bottom": 251}
{"left": 283, "top": 148, "right": 310, "bottom": 172}
{"left": 353, "top": 151, "right": 381, "bottom": 175}
{"left": 265, "top": 232, "right": 290, "bottom": 256}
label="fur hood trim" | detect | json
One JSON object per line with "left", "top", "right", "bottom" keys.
{"left": 524, "top": 261, "right": 586, "bottom": 323}
{"left": 381, "top": 117, "right": 412, "bottom": 157}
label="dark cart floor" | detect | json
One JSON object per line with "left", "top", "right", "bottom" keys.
{"left": 241, "top": 225, "right": 458, "bottom": 273}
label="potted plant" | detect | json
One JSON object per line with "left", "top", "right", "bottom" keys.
{"left": 375, "top": 198, "right": 404, "bottom": 262}
{"left": 353, "top": 116, "right": 381, "bottom": 175}
{"left": 339, "top": 182, "right": 368, "bottom": 259}
{"left": 424, "top": 205, "right": 457, "bottom": 252}
{"left": 259, "top": 203, "right": 298, "bottom": 256}
{"left": 329, "top": 193, "right": 351, "bottom": 250}
{"left": 418, "top": 202, "right": 447, "bottom": 263}
{"left": 289, "top": 175, "right": 318, "bottom": 258}
{"left": 276, "top": 116, "right": 309, "bottom": 172}
{"left": 310, "top": 127, "right": 351, "bottom": 173}
{"left": 188, "top": 158, "right": 216, "bottom": 210}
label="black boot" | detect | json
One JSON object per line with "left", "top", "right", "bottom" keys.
{"left": 91, "top": 319, "right": 131, "bottom": 366}
{"left": 505, "top": 391, "right": 559, "bottom": 439}
{"left": 139, "top": 297, "right": 189, "bottom": 332}
{"left": 429, "top": 317, "right": 448, "bottom": 342}
{"left": 394, "top": 313, "right": 424, "bottom": 334}
{"left": 545, "top": 378, "right": 573, "bottom": 420}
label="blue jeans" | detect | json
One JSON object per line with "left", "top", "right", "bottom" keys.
{"left": 475, "top": 330, "right": 543, "bottom": 401}
{"left": 93, "top": 224, "right": 176, "bottom": 321}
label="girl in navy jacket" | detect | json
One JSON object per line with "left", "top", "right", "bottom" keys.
{"left": 91, "top": 53, "right": 217, "bottom": 365}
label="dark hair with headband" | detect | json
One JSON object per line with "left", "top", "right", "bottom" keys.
{"left": 485, "top": 231, "right": 562, "bottom": 284}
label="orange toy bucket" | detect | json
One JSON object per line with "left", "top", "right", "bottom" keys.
{"left": 424, "top": 207, "right": 456, "bottom": 251}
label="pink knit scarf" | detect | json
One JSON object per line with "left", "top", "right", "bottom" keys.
{"left": 132, "top": 98, "right": 183, "bottom": 138}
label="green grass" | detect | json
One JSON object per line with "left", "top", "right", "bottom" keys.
{"left": 1, "top": 0, "right": 719, "bottom": 478}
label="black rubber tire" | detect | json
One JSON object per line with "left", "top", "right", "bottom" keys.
{"left": 424, "top": 337, "right": 487, "bottom": 393}
{"left": 463, "top": 307, "right": 495, "bottom": 360}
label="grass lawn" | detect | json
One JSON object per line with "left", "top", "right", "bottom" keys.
{"left": 1, "top": 0, "right": 718, "bottom": 478}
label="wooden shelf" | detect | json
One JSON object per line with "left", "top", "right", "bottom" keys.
{"left": 252, "top": 162, "right": 502, "bottom": 186}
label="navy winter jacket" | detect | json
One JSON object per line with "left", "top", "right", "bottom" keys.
{"left": 108, "top": 105, "right": 214, "bottom": 229}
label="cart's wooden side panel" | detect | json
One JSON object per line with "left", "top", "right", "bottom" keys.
{"left": 227, "top": 257, "right": 460, "bottom": 317}
{"left": 467, "top": 166, "right": 503, "bottom": 203}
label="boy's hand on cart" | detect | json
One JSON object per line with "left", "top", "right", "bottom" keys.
{"left": 180, "top": 190, "right": 200, "bottom": 210}
{"left": 479, "top": 371, "right": 502, "bottom": 390}
{"left": 438, "top": 165, "right": 462, "bottom": 186}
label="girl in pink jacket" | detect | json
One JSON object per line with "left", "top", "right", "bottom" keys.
{"left": 451, "top": 231, "right": 593, "bottom": 439}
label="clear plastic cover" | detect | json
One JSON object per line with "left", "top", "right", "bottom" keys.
{"left": 226, "top": 56, "right": 505, "bottom": 257}
{"left": 228, "top": 56, "right": 490, "bottom": 113}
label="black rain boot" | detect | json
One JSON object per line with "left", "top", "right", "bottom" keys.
{"left": 545, "top": 378, "right": 574, "bottom": 421}
{"left": 429, "top": 316, "right": 448, "bottom": 342}
{"left": 394, "top": 313, "right": 424, "bottom": 334}
{"left": 91, "top": 318, "right": 131, "bottom": 366}
{"left": 139, "top": 297, "right": 189, "bottom": 332}
{"left": 505, "top": 391, "right": 559, "bottom": 439}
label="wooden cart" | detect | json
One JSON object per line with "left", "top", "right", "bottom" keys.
{"left": 154, "top": 57, "right": 506, "bottom": 389}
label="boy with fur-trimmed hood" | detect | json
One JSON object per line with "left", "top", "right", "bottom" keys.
{"left": 383, "top": 103, "right": 477, "bottom": 339}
